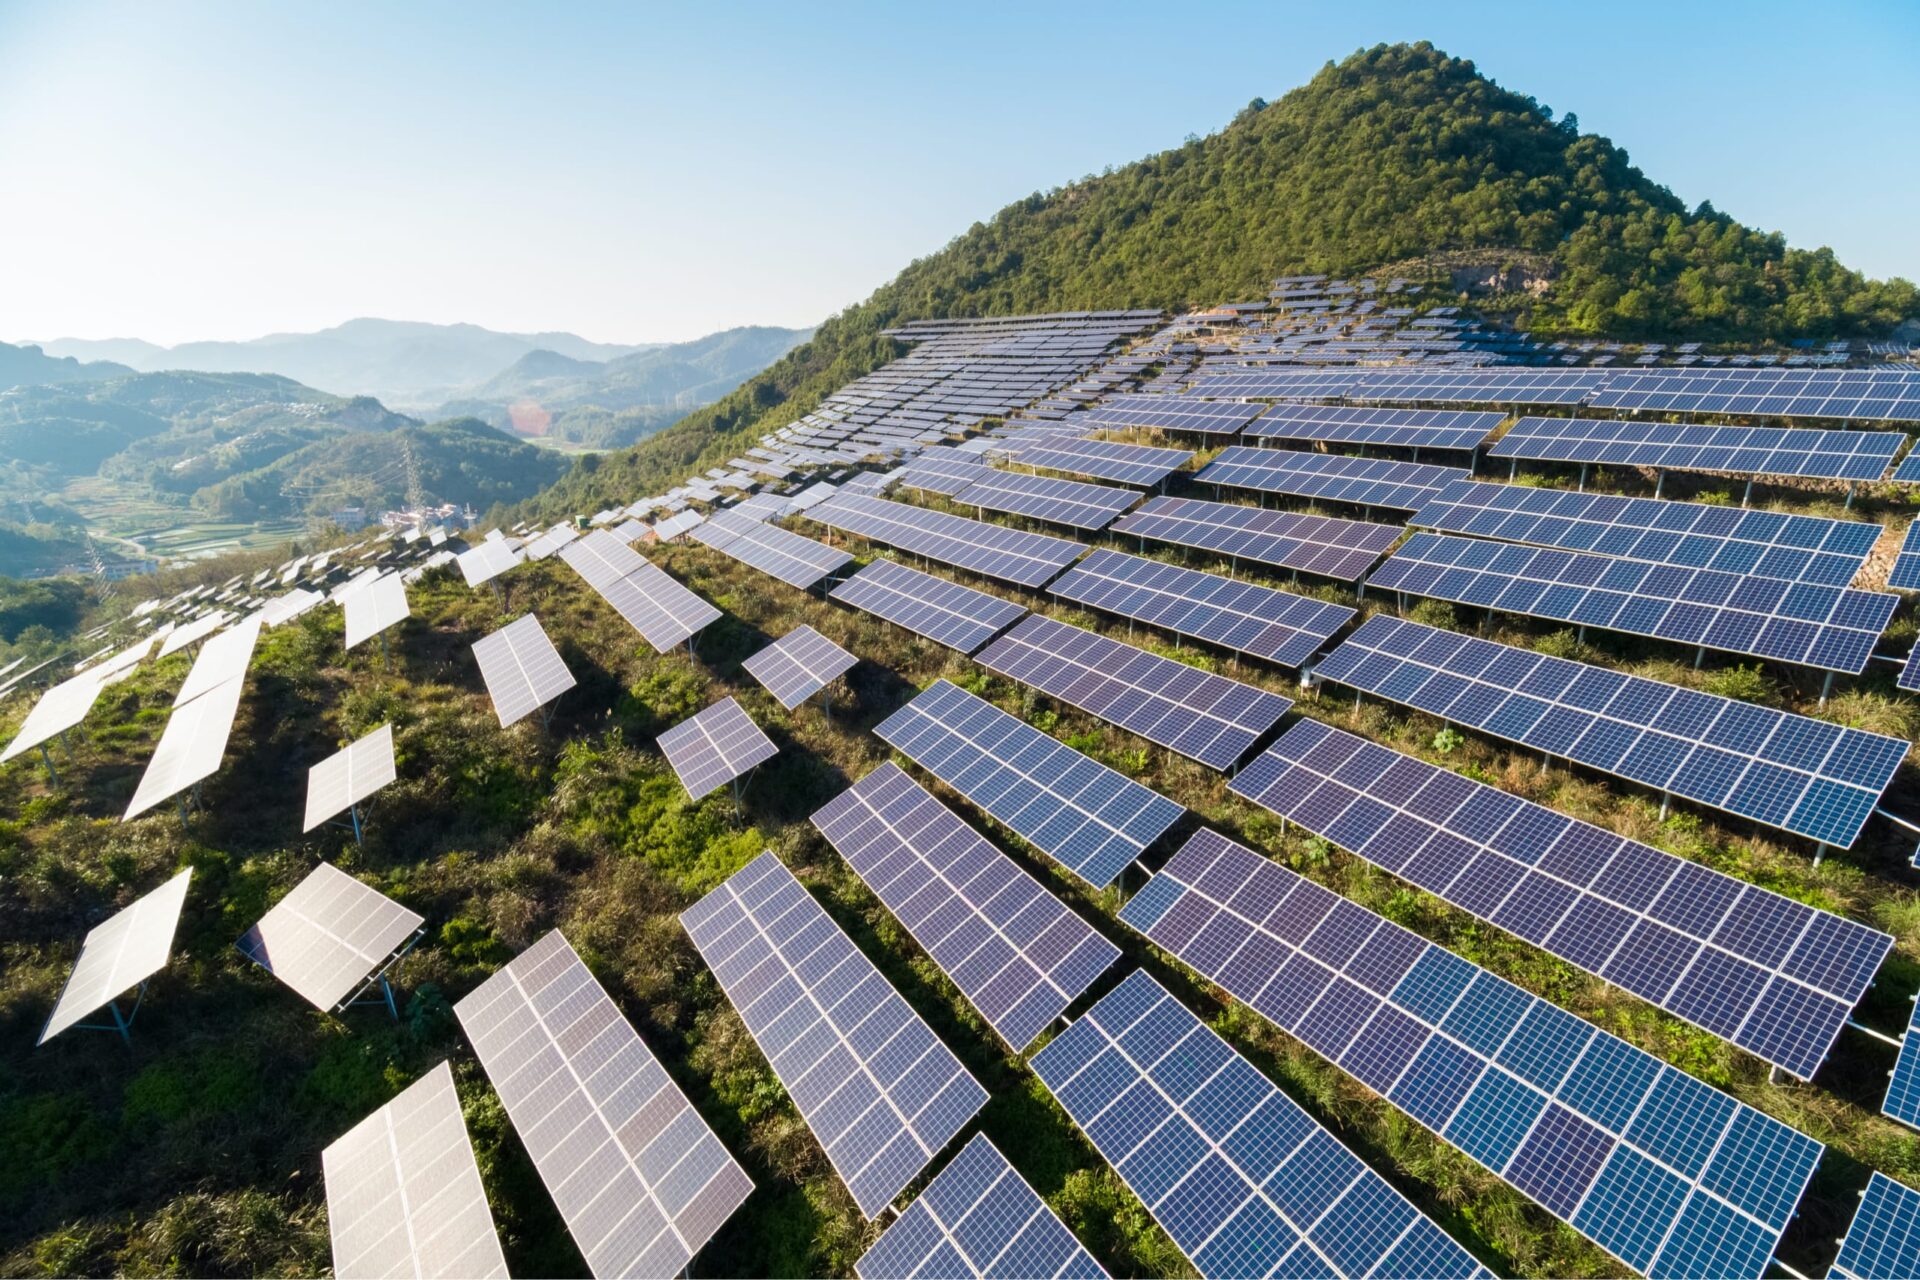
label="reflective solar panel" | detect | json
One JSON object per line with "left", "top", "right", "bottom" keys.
{"left": 458, "top": 539, "right": 524, "bottom": 588}
{"left": 322, "top": 1060, "right": 508, "bottom": 1280}
{"left": 977, "top": 615, "right": 1292, "bottom": 770}
{"left": 1369, "top": 531, "right": 1897, "bottom": 674}
{"left": 1245, "top": 403, "right": 1504, "bottom": 452}
{"left": 342, "top": 574, "right": 410, "bottom": 650}
{"left": 259, "top": 588, "right": 324, "bottom": 627}
{"left": 813, "top": 762, "right": 1119, "bottom": 1051}
{"left": 124, "top": 672, "right": 249, "bottom": 819}
{"left": 1049, "top": 548, "right": 1354, "bottom": 668}
{"left": 898, "top": 448, "right": 990, "bottom": 497}
{"left": 523, "top": 522, "right": 581, "bottom": 560}
{"left": 1, "top": 669, "right": 113, "bottom": 763}
{"left": 236, "top": 862, "right": 424, "bottom": 1010}
{"left": 1889, "top": 522, "right": 1920, "bottom": 592}
{"left": 681, "top": 851, "right": 987, "bottom": 1218}
{"left": 1078, "top": 393, "right": 1264, "bottom": 436}
{"left": 1315, "top": 614, "right": 1908, "bottom": 848}
{"left": 946, "top": 468, "right": 1140, "bottom": 530}
{"left": 1199, "top": 446, "right": 1469, "bottom": 512}
{"left": 692, "top": 508, "right": 853, "bottom": 590}
{"left": 561, "top": 535, "right": 722, "bottom": 653}
{"left": 997, "top": 432, "right": 1192, "bottom": 487}
{"left": 831, "top": 559, "right": 1028, "bottom": 653}
{"left": 1412, "top": 478, "right": 1882, "bottom": 586}
{"left": 808, "top": 494, "right": 1084, "bottom": 587}
{"left": 1112, "top": 495, "right": 1400, "bottom": 581}
{"left": 1119, "top": 829, "right": 1823, "bottom": 1278}
{"left": 657, "top": 697, "right": 779, "bottom": 798}
{"left": 38, "top": 868, "right": 192, "bottom": 1045}
{"left": 303, "top": 724, "right": 398, "bottom": 833}
{"left": 742, "top": 626, "right": 858, "bottom": 709}
{"left": 157, "top": 609, "right": 231, "bottom": 658}
{"left": 855, "top": 1134, "right": 1107, "bottom": 1279}
{"left": 471, "top": 614, "right": 576, "bottom": 728}
{"left": 455, "top": 930, "right": 753, "bottom": 1276}
{"left": 873, "top": 679, "right": 1183, "bottom": 889}
{"left": 1829, "top": 1172, "right": 1920, "bottom": 1280}
{"left": 1030, "top": 969, "right": 1490, "bottom": 1280}
{"left": 1490, "top": 417, "right": 1905, "bottom": 481}
{"left": 1231, "top": 720, "right": 1891, "bottom": 1078}
{"left": 1884, "top": 997, "right": 1920, "bottom": 1130}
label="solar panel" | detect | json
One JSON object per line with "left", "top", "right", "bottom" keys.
{"left": 523, "top": 522, "right": 581, "bottom": 560}
{"left": 830, "top": 559, "right": 1028, "bottom": 652}
{"left": 38, "top": 868, "right": 192, "bottom": 1045}
{"left": 1587, "top": 368, "right": 1920, "bottom": 423}
{"left": 741, "top": 626, "right": 857, "bottom": 709}
{"left": 691, "top": 508, "right": 852, "bottom": 589}
{"left": 855, "top": 1134, "right": 1107, "bottom": 1279}
{"left": 807, "top": 494, "right": 1084, "bottom": 587}
{"left": 1490, "top": 417, "right": 1906, "bottom": 481}
{"left": 1231, "top": 720, "right": 1891, "bottom": 1078}
{"left": 124, "top": 672, "right": 249, "bottom": 820}
{"left": 873, "top": 679, "right": 1183, "bottom": 889}
{"left": 236, "top": 862, "right": 424, "bottom": 1010}
{"left": 1111, "top": 495, "right": 1400, "bottom": 581}
{"left": 1884, "top": 997, "right": 1920, "bottom": 1130}
{"left": 455, "top": 930, "right": 753, "bottom": 1276}
{"left": 1411, "top": 479, "right": 1883, "bottom": 586}
{"left": 1049, "top": 548, "right": 1354, "bottom": 668}
{"left": 946, "top": 468, "right": 1140, "bottom": 530}
{"left": 1369, "top": 532, "right": 1897, "bottom": 675}
{"left": 157, "top": 609, "right": 231, "bottom": 658}
{"left": 1198, "top": 446, "right": 1470, "bottom": 511}
{"left": 898, "top": 449, "right": 990, "bottom": 497}
{"left": 1314, "top": 614, "right": 1908, "bottom": 848}
{"left": 681, "top": 851, "right": 987, "bottom": 1218}
{"left": 458, "top": 539, "right": 524, "bottom": 588}
{"left": 997, "top": 432, "right": 1192, "bottom": 487}
{"left": 1829, "top": 1172, "right": 1920, "bottom": 1280}
{"left": 342, "top": 574, "right": 410, "bottom": 650}
{"left": 1896, "top": 453, "right": 1920, "bottom": 485}
{"left": 1030, "top": 969, "right": 1490, "bottom": 1280}
{"left": 322, "top": 1060, "right": 509, "bottom": 1280}
{"left": 813, "top": 762, "right": 1119, "bottom": 1051}
{"left": 303, "top": 724, "right": 398, "bottom": 833}
{"left": 1901, "top": 647, "right": 1920, "bottom": 696}
{"left": 471, "top": 614, "right": 576, "bottom": 728}
{"left": 1890, "top": 522, "right": 1920, "bottom": 592}
{"left": 1245, "top": 403, "right": 1504, "bottom": 452}
{"left": 1118, "top": 830, "right": 1823, "bottom": 1278}
{"left": 1078, "top": 393, "right": 1264, "bottom": 436}
{"left": 1, "top": 669, "right": 113, "bottom": 764}
{"left": 657, "top": 697, "right": 778, "bottom": 798}
{"left": 560, "top": 533, "right": 722, "bottom": 652}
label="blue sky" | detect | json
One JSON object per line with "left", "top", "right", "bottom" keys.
{"left": 1, "top": 0, "right": 1914, "bottom": 346}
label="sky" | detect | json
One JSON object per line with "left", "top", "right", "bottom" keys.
{"left": 2, "top": 0, "right": 1915, "bottom": 348}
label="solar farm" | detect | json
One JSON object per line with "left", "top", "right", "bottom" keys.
{"left": 5, "top": 295, "right": 1920, "bottom": 1280}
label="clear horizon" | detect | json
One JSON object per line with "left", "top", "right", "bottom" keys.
{"left": 2, "top": 0, "right": 1915, "bottom": 348}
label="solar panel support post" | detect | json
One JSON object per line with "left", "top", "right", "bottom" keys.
{"left": 1845, "top": 1018, "right": 1903, "bottom": 1049}
{"left": 1820, "top": 671, "right": 1835, "bottom": 708}
{"left": 1653, "top": 469, "right": 1665, "bottom": 498}
{"left": 1578, "top": 463, "right": 1589, "bottom": 493}
{"left": 37, "top": 742, "right": 56, "bottom": 784}
{"left": 1846, "top": 483, "right": 1857, "bottom": 510}
{"left": 1509, "top": 458, "right": 1518, "bottom": 481}
{"left": 71, "top": 980, "right": 145, "bottom": 1045}
{"left": 1742, "top": 478, "right": 1755, "bottom": 509}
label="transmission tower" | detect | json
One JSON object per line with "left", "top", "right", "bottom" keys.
{"left": 401, "top": 431, "right": 428, "bottom": 512}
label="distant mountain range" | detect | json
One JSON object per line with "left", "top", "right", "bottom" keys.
{"left": 0, "top": 342, "right": 133, "bottom": 391}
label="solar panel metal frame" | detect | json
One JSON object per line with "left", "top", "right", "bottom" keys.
{"left": 471, "top": 614, "right": 577, "bottom": 728}
{"left": 812, "top": 762, "right": 1119, "bottom": 1052}
{"left": 1245, "top": 403, "right": 1504, "bottom": 452}
{"left": 1077, "top": 393, "right": 1265, "bottom": 436}
{"left": 681, "top": 851, "right": 987, "bottom": 1218}
{"left": 1111, "top": 495, "right": 1401, "bottom": 581}
{"left": 303, "top": 724, "right": 399, "bottom": 833}
{"left": 342, "top": 574, "right": 410, "bottom": 650}
{"left": 1828, "top": 1172, "right": 1920, "bottom": 1280}
{"left": 235, "top": 861, "right": 425, "bottom": 1011}
{"left": 829, "top": 558, "right": 1028, "bottom": 653}
{"left": 38, "top": 868, "right": 192, "bottom": 1044}
{"left": 691, "top": 508, "right": 853, "bottom": 590}
{"left": 997, "top": 432, "right": 1192, "bottom": 487}
{"left": 656, "top": 697, "right": 778, "bottom": 798}
{"left": 1198, "top": 446, "right": 1471, "bottom": 512}
{"left": 1489, "top": 416, "right": 1905, "bottom": 481}
{"left": 124, "top": 671, "right": 249, "bottom": 820}
{"left": 741, "top": 625, "right": 858, "bottom": 709}
{"left": 1889, "top": 521, "right": 1920, "bottom": 592}
{"left": 945, "top": 467, "right": 1141, "bottom": 530}
{"left": 807, "top": 494, "right": 1085, "bottom": 587}
{"left": 455, "top": 930, "right": 754, "bottom": 1276}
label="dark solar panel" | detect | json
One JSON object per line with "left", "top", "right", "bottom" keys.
{"left": 1829, "top": 1172, "right": 1920, "bottom": 1280}
{"left": 946, "top": 469, "right": 1140, "bottom": 530}
{"left": 1890, "top": 522, "right": 1920, "bottom": 592}
{"left": 1199, "top": 447, "right": 1469, "bottom": 511}
{"left": 691, "top": 509, "right": 852, "bottom": 590}
{"left": 1490, "top": 417, "right": 1905, "bottom": 481}
{"left": 807, "top": 494, "right": 1084, "bottom": 587}
{"left": 1884, "top": 998, "right": 1920, "bottom": 1131}
{"left": 1245, "top": 403, "right": 1504, "bottom": 452}
{"left": 997, "top": 432, "right": 1193, "bottom": 487}
{"left": 1077, "top": 394, "right": 1265, "bottom": 436}
{"left": 1112, "top": 495, "right": 1400, "bottom": 581}
{"left": 1895, "top": 452, "right": 1920, "bottom": 485}
{"left": 830, "top": 559, "right": 1027, "bottom": 653}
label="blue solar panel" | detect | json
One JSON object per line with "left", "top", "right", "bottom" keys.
{"left": 947, "top": 468, "right": 1141, "bottom": 530}
{"left": 856, "top": 1134, "right": 1107, "bottom": 1279}
{"left": 807, "top": 494, "right": 1085, "bottom": 587}
{"left": 1111, "top": 496, "right": 1401, "bottom": 581}
{"left": 1078, "top": 393, "right": 1265, "bottom": 436}
{"left": 812, "top": 763, "right": 1119, "bottom": 1051}
{"left": 1890, "top": 523, "right": 1920, "bottom": 592}
{"left": 1198, "top": 447, "right": 1470, "bottom": 512}
{"left": 1490, "top": 417, "right": 1905, "bottom": 482}
{"left": 1896, "top": 453, "right": 1920, "bottom": 486}
{"left": 1196, "top": 369, "right": 1608, "bottom": 408}
{"left": 975, "top": 614, "right": 1293, "bottom": 771}
{"left": 873, "top": 679, "right": 1183, "bottom": 889}
{"left": 1314, "top": 615, "right": 1909, "bottom": 848}
{"left": 1588, "top": 369, "right": 1920, "bottom": 423}
{"left": 1884, "top": 997, "right": 1920, "bottom": 1131}
{"left": 1901, "top": 648, "right": 1920, "bottom": 695}
{"left": 1228, "top": 719, "right": 1891, "bottom": 1079}
{"left": 1119, "top": 828, "right": 1824, "bottom": 1279}
{"left": 680, "top": 852, "right": 987, "bottom": 1218}
{"left": 1049, "top": 548, "right": 1355, "bottom": 668}
{"left": 830, "top": 559, "right": 1028, "bottom": 653}
{"left": 1030, "top": 970, "right": 1490, "bottom": 1280}
{"left": 1368, "top": 531, "right": 1898, "bottom": 674}
{"left": 997, "top": 431, "right": 1193, "bottom": 487}
{"left": 898, "top": 448, "right": 989, "bottom": 497}
{"left": 1412, "top": 479, "right": 1882, "bottom": 587}
{"left": 1245, "top": 403, "right": 1505, "bottom": 452}
{"left": 691, "top": 509, "right": 853, "bottom": 590}
{"left": 1830, "top": 1172, "right": 1920, "bottom": 1280}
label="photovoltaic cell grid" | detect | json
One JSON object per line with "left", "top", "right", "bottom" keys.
{"left": 303, "top": 724, "right": 398, "bottom": 833}
{"left": 454, "top": 930, "right": 753, "bottom": 1277}
{"left": 1829, "top": 1172, "right": 1920, "bottom": 1280}
{"left": 657, "top": 697, "right": 778, "bottom": 798}
{"left": 559, "top": 530, "right": 721, "bottom": 652}
{"left": 812, "top": 762, "right": 1118, "bottom": 1051}
{"left": 1049, "top": 548, "right": 1354, "bottom": 668}
{"left": 342, "top": 574, "right": 410, "bottom": 650}
{"left": 1489, "top": 417, "right": 1906, "bottom": 482}
{"left": 236, "top": 862, "right": 423, "bottom": 1011}
{"left": 998, "top": 432, "right": 1193, "bottom": 487}
{"left": 742, "top": 625, "right": 858, "bottom": 709}
{"left": 1585, "top": 369, "right": 1920, "bottom": 422}
{"left": 1112, "top": 495, "right": 1401, "bottom": 581}
{"left": 124, "top": 671, "right": 249, "bottom": 820}
{"left": 38, "top": 868, "right": 192, "bottom": 1045}
{"left": 1246, "top": 403, "right": 1505, "bottom": 452}
{"left": 681, "top": 851, "right": 987, "bottom": 1218}
{"left": 1902, "top": 648, "right": 1920, "bottom": 696}
{"left": 1884, "top": 998, "right": 1920, "bottom": 1130}
{"left": 1118, "top": 829, "right": 1822, "bottom": 1278}
{"left": 1030, "top": 970, "right": 1489, "bottom": 1280}
{"left": 1897, "top": 452, "right": 1920, "bottom": 485}
{"left": 831, "top": 559, "right": 1028, "bottom": 653}
{"left": 1077, "top": 393, "right": 1264, "bottom": 436}
{"left": 808, "top": 494, "right": 1086, "bottom": 588}
{"left": 1230, "top": 720, "right": 1892, "bottom": 1079}
{"left": 898, "top": 449, "right": 989, "bottom": 497}
{"left": 458, "top": 539, "right": 523, "bottom": 588}
{"left": 471, "top": 614, "right": 576, "bottom": 728}
{"left": 946, "top": 468, "right": 1140, "bottom": 530}
{"left": 1199, "top": 368, "right": 1607, "bottom": 408}
{"left": 1199, "top": 446, "right": 1470, "bottom": 511}
{"left": 1889, "top": 522, "right": 1920, "bottom": 592}
{"left": 1411, "top": 478, "right": 1882, "bottom": 586}
{"left": 321, "top": 1060, "right": 508, "bottom": 1280}
{"left": 976, "top": 614, "right": 1292, "bottom": 771}
{"left": 1315, "top": 615, "right": 1908, "bottom": 848}
{"left": 692, "top": 508, "right": 852, "bottom": 590}
{"left": 873, "top": 679, "right": 1183, "bottom": 889}
{"left": 856, "top": 1134, "right": 1106, "bottom": 1279}
{"left": 1368, "top": 531, "right": 1897, "bottom": 674}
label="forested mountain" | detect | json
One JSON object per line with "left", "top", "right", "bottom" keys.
{"left": 523, "top": 41, "right": 1918, "bottom": 520}
{"left": 0, "top": 341, "right": 132, "bottom": 392}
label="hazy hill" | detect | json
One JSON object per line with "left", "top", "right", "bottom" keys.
{"left": 0, "top": 341, "right": 133, "bottom": 392}
{"left": 525, "top": 41, "right": 1919, "bottom": 518}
